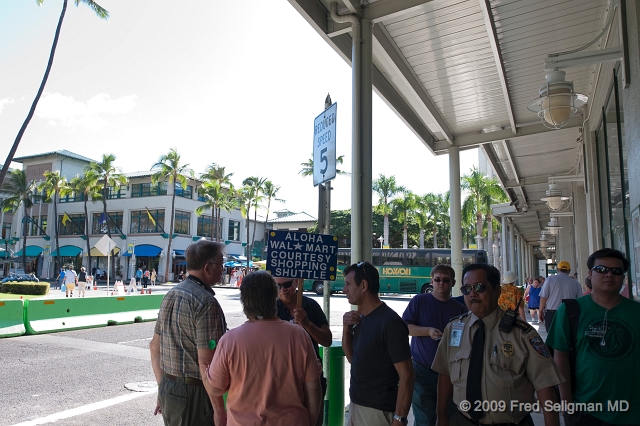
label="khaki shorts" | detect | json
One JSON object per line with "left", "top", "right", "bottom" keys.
{"left": 347, "top": 402, "right": 393, "bottom": 426}
{"left": 65, "top": 283, "right": 76, "bottom": 292}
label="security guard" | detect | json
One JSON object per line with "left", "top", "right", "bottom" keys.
{"left": 432, "top": 264, "right": 563, "bottom": 426}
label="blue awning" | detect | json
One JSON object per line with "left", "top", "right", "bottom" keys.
{"left": 15, "top": 245, "right": 45, "bottom": 257}
{"left": 173, "top": 249, "right": 185, "bottom": 256}
{"left": 50, "top": 245, "right": 82, "bottom": 257}
{"left": 122, "top": 244, "right": 162, "bottom": 257}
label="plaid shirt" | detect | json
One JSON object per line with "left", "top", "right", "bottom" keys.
{"left": 154, "top": 277, "right": 227, "bottom": 379}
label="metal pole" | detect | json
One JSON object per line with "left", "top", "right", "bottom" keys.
{"left": 501, "top": 216, "right": 507, "bottom": 273}
{"left": 449, "top": 146, "right": 463, "bottom": 288}
{"left": 509, "top": 222, "right": 515, "bottom": 272}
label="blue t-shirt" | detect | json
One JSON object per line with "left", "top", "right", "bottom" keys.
{"left": 402, "top": 293, "right": 467, "bottom": 366}
{"left": 135, "top": 269, "right": 143, "bottom": 278}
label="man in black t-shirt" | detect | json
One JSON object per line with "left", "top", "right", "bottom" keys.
{"left": 342, "top": 262, "right": 414, "bottom": 426}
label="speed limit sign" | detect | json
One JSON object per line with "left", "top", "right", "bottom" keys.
{"left": 313, "top": 102, "right": 337, "bottom": 186}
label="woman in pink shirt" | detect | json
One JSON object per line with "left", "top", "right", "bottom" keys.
{"left": 207, "top": 271, "right": 322, "bottom": 426}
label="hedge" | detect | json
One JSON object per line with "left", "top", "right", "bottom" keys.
{"left": 0, "top": 282, "right": 50, "bottom": 295}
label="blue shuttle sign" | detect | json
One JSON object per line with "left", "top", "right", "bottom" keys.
{"left": 266, "top": 230, "right": 339, "bottom": 280}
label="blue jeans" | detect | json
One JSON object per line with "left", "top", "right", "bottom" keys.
{"left": 412, "top": 360, "right": 457, "bottom": 426}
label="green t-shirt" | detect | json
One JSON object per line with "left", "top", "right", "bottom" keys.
{"left": 546, "top": 295, "right": 640, "bottom": 424}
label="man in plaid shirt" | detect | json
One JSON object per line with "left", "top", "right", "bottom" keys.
{"left": 150, "top": 240, "right": 228, "bottom": 426}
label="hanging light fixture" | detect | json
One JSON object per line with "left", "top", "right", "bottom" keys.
{"left": 541, "top": 183, "right": 570, "bottom": 211}
{"left": 546, "top": 217, "right": 563, "bottom": 235}
{"left": 539, "top": 234, "right": 549, "bottom": 248}
{"left": 527, "top": 70, "right": 588, "bottom": 129}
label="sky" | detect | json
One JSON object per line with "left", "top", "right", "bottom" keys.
{"left": 0, "top": 0, "right": 478, "bottom": 218}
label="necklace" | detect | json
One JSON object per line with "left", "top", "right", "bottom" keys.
{"left": 601, "top": 308, "right": 609, "bottom": 347}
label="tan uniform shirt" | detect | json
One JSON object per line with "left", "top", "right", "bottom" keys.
{"left": 432, "top": 308, "right": 564, "bottom": 424}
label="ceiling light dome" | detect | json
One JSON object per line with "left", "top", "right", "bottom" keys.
{"left": 541, "top": 183, "right": 570, "bottom": 211}
{"left": 546, "top": 217, "right": 563, "bottom": 235}
{"left": 528, "top": 70, "right": 588, "bottom": 129}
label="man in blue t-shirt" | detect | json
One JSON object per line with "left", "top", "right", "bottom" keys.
{"left": 402, "top": 264, "right": 467, "bottom": 426}
{"left": 547, "top": 248, "right": 640, "bottom": 425}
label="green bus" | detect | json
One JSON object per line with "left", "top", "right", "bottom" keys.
{"left": 303, "top": 248, "right": 488, "bottom": 295}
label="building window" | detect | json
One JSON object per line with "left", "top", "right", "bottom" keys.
{"left": 130, "top": 209, "right": 165, "bottom": 233}
{"left": 2, "top": 222, "right": 11, "bottom": 239}
{"left": 28, "top": 215, "right": 47, "bottom": 236}
{"left": 103, "top": 186, "right": 126, "bottom": 199}
{"left": 175, "top": 183, "right": 193, "bottom": 199}
{"left": 196, "top": 187, "right": 206, "bottom": 202}
{"left": 92, "top": 212, "right": 124, "bottom": 235}
{"left": 197, "top": 215, "right": 212, "bottom": 238}
{"left": 174, "top": 211, "right": 190, "bottom": 235}
{"left": 130, "top": 182, "right": 167, "bottom": 198}
{"left": 228, "top": 220, "right": 241, "bottom": 242}
{"left": 59, "top": 214, "right": 85, "bottom": 236}
{"left": 58, "top": 192, "right": 85, "bottom": 203}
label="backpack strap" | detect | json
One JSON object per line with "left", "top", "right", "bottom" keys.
{"left": 562, "top": 298, "right": 581, "bottom": 394}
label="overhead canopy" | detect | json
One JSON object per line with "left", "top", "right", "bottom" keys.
{"left": 121, "top": 244, "right": 162, "bottom": 257}
{"left": 173, "top": 249, "right": 185, "bottom": 256}
{"left": 90, "top": 246, "right": 121, "bottom": 257}
{"left": 15, "top": 246, "right": 44, "bottom": 257}
{"left": 51, "top": 245, "right": 82, "bottom": 257}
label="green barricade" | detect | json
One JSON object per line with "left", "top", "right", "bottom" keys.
{"left": 0, "top": 299, "right": 26, "bottom": 338}
{"left": 320, "top": 341, "right": 345, "bottom": 426}
{"left": 24, "top": 294, "right": 165, "bottom": 335}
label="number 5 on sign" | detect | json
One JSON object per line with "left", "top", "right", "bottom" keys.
{"left": 313, "top": 103, "right": 337, "bottom": 186}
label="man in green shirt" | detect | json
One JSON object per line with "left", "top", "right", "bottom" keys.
{"left": 546, "top": 248, "right": 639, "bottom": 425}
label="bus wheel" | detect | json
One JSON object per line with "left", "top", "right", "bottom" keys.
{"left": 421, "top": 283, "right": 433, "bottom": 294}
{"left": 313, "top": 281, "right": 324, "bottom": 296}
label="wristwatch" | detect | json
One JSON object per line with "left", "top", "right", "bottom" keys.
{"left": 393, "top": 414, "right": 408, "bottom": 425}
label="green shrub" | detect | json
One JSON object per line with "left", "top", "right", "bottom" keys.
{"left": 0, "top": 281, "right": 50, "bottom": 295}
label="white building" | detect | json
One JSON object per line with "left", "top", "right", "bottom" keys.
{"left": 6, "top": 150, "right": 264, "bottom": 282}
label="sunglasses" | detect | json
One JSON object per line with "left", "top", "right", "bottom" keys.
{"left": 432, "top": 278, "right": 452, "bottom": 284}
{"left": 591, "top": 265, "right": 625, "bottom": 276}
{"left": 460, "top": 282, "right": 489, "bottom": 295}
{"left": 276, "top": 280, "right": 295, "bottom": 290}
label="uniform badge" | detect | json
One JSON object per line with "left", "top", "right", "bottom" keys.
{"left": 529, "top": 336, "right": 550, "bottom": 358}
{"left": 501, "top": 341, "right": 514, "bottom": 357}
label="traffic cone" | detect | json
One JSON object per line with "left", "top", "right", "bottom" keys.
{"left": 146, "top": 289, "right": 151, "bottom": 294}
{"left": 140, "top": 288, "right": 144, "bottom": 294}
{"left": 20, "top": 296, "right": 23, "bottom": 299}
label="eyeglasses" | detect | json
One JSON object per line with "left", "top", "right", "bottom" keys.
{"left": 591, "top": 265, "right": 625, "bottom": 276}
{"left": 276, "top": 280, "right": 295, "bottom": 290}
{"left": 432, "top": 278, "right": 452, "bottom": 284}
{"left": 460, "top": 282, "right": 489, "bottom": 295}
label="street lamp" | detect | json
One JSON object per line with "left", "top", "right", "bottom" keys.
{"left": 377, "top": 236, "right": 384, "bottom": 248}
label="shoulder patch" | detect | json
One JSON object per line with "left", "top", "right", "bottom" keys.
{"left": 514, "top": 318, "right": 534, "bottom": 334}
{"left": 449, "top": 312, "right": 471, "bottom": 323}
{"left": 529, "top": 335, "right": 550, "bottom": 358}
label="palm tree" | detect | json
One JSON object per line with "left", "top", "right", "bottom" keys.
{"left": 0, "top": 0, "right": 108, "bottom": 190}
{"left": 461, "top": 167, "right": 508, "bottom": 255}
{"left": 196, "top": 180, "right": 223, "bottom": 241}
{"left": 152, "top": 149, "right": 193, "bottom": 282}
{"left": 373, "top": 174, "right": 405, "bottom": 247}
{"left": 39, "top": 170, "right": 68, "bottom": 272}
{"left": 242, "top": 176, "right": 267, "bottom": 260}
{"left": 263, "top": 180, "right": 284, "bottom": 228}
{"left": 200, "top": 164, "right": 234, "bottom": 241}
{"left": 299, "top": 155, "right": 349, "bottom": 177}
{"left": 88, "top": 154, "right": 127, "bottom": 242}
{"left": 414, "top": 196, "right": 433, "bottom": 249}
{"left": 67, "top": 170, "right": 101, "bottom": 273}
{"left": 423, "top": 192, "right": 450, "bottom": 248}
{"left": 0, "top": 170, "right": 38, "bottom": 271}
{"left": 391, "top": 190, "right": 418, "bottom": 249}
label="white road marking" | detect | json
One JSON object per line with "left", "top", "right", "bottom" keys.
{"left": 12, "top": 391, "right": 156, "bottom": 426}
{"left": 117, "top": 337, "right": 152, "bottom": 344}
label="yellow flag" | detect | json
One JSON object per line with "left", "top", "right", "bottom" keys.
{"left": 62, "top": 213, "right": 71, "bottom": 226}
{"left": 146, "top": 208, "right": 157, "bottom": 227}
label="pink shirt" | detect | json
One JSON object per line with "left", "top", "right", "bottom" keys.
{"left": 207, "top": 319, "right": 321, "bottom": 426}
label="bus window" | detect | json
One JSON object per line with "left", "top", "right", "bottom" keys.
{"left": 433, "top": 255, "right": 450, "bottom": 265}
{"left": 463, "top": 255, "right": 474, "bottom": 266}
{"left": 337, "top": 251, "right": 350, "bottom": 265}
{"left": 408, "top": 252, "right": 431, "bottom": 266}
{"left": 476, "top": 251, "right": 487, "bottom": 263}
{"left": 379, "top": 250, "right": 405, "bottom": 265}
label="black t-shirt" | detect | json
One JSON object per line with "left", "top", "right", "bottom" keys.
{"left": 350, "top": 302, "right": 411, "bottom": 412}
{"left": 78, "top": 271, "right": 87, "bottom": 281}
{"left": 276, "top": 296, "right": 329, "bottom": 359}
